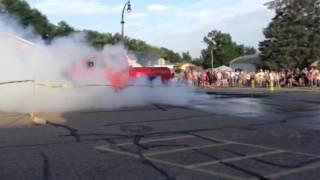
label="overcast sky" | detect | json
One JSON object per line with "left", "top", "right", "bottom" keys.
{"left": 25, "top": 0, "right": 274, "bottom": 57}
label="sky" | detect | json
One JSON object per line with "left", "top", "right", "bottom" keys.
{"left": 25, "top": 0, "right": 274, "bottom": 57}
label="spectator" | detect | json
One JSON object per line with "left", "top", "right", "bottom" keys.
{"left": 180, "top": 67, "right": 320, "bottom": 88}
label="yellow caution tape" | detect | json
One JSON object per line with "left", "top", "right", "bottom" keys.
{"left": 63, "top": 83, "right": 74, "bottom": 89}
{"left": 270, "top": 81, "right": 275, "bottom": 92}
{"left": 36, "top": 83, "right": 74, "bottom": 89}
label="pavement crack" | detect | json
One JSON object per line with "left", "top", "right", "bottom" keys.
{"left": 40, "top": 152, "right": 51, "bottom": 180}
{"left": 186, "top": 133, "right": 222, "bottom": 144}
{"left": 141, "top": 159, "right": 176, "bottom": 180}
{"left": 133, "top": 135, "right": 149, "bottom": 150}
{"left": 103, "top": 137, "right": 116, "bottom": 145}
{"left": 103, "top": 114, "right": 213, "bottom": 127}
{"left": 47, "top": 121, "right": 81, "bottom": 142}
{"left": 153, "top": 104, "right": 168, "bottom": 111}
{"left": 133, "top": 135, "right": 176, "bottom": 180}
{"left": 147, "top": 144, "right": 189, "bottom": 149}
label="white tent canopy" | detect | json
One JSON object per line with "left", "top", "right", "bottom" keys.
{"left": 214, "top": 65, "right": 232, "bottom": 71}
{"left": 310, "top": 60, "right": 320, "bottom": 67}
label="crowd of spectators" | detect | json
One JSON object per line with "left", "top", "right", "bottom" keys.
{"left": 178, "top": 68, "right": 320, "bottom": 88}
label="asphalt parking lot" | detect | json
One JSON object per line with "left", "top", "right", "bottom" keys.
{"left": 0, "top": 89, "right": 320, "bottom": 180}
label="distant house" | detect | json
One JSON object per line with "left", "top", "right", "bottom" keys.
{"left": 230, "top": 54, "right": 261, "bottom": 72}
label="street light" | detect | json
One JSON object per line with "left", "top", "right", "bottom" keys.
{"left": 207, "top": 40, "right": 216, "bottom": 73}
{"left": 121, "top": 0, "right": 132, "bottom": 40}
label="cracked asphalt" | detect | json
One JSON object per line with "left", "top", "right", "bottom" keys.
{"left": 0, "top": 89, "right": 320, "bottom": 180}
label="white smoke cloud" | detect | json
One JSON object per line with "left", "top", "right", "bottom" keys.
{"left": 0, "top": 14, "right": 203, "bottom": 124}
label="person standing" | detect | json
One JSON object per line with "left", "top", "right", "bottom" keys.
{"left": 192, "top": 69, "right": 199, "bottom": 87}
{"left": 187, "top": 70, "right": 193, "bottom": 86}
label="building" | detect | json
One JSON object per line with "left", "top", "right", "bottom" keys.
{"left": 230, "top": 54, "right": 261, "bottom": 72}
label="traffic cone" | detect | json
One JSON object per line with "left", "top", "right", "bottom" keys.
{"left": 251, "top": 80, "right": 255, "bottom": 89}
{"left": 270, "top": 81, "right": 275, "bottom": 92}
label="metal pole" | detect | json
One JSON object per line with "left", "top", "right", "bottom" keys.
{"left": 211, "top": 47, "right": 214, "bottom": 73}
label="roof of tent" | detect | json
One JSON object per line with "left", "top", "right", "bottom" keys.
{"left": 214, "top": 65, "right": 232, "bottom": 71}
{"left": 310, "top": 60, "right": 320, "bottom": 67}
{"left": 230, "top": 54, "right": 261, "bottom": 65}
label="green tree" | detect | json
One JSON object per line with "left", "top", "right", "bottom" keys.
{"left": 181, "top": 51, "right": 192, "bottom": 62}
{"left": 259, "top": 0, "right": 320, "bottom": 70}
{"left": 159, "top": 47, "right": 182, "bottom": 63}
{"left": 244, "top": 47, "right": 257, "bottom": 55}
{"left": 86, "top": 30, "right": 114, "bottom": 49}
{"left": 201, "top": 30, "right": 247, "bottom": 68}
{"left": 52, "top": 21, "right": 75, "bottom": 37}
{"left": 1, "top": 0, "right": 56, "bottom": 39}
{"left": 191, "top": 58, "right": 202, "bottom": 66}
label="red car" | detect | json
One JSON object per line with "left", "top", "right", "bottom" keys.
{"left": 129, "top": 67, "right": 172, "bottom": 83}
{"left": 65, "top": 53, "right": 172, "bottom": 88}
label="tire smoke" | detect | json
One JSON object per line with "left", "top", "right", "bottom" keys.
{"left": 0, "top": 15, "right": 201, "bottom": 115}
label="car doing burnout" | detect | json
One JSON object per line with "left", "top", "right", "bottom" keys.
{"left": 64, "top": 53, "right": 172, "bottom": 88}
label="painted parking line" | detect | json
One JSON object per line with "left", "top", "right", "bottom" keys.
{"left": 95, "top": 144, "right": 243, "bottom": 180}
{"left": 144, "top": 142, "right": 233, "bottom": 156}
{"left": 96, "top": 134, "right": 320, "bottom": 180}
{"left": 265, "top": 161, "right": 320, "bottom": 179}
{"left": 115, "top": 135, "right": 195, "bottom": 146}
{"left": 186, "top": 150, "right": 285, "bottom": 169}
{"left": 199, "top": 135, "right": 320, "bottom": 158}
{"left": 145, "top": 156, "right": 244, "bottom": 180}
{"left": 96, "top": 145, "right": 139, "bottom": 158}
